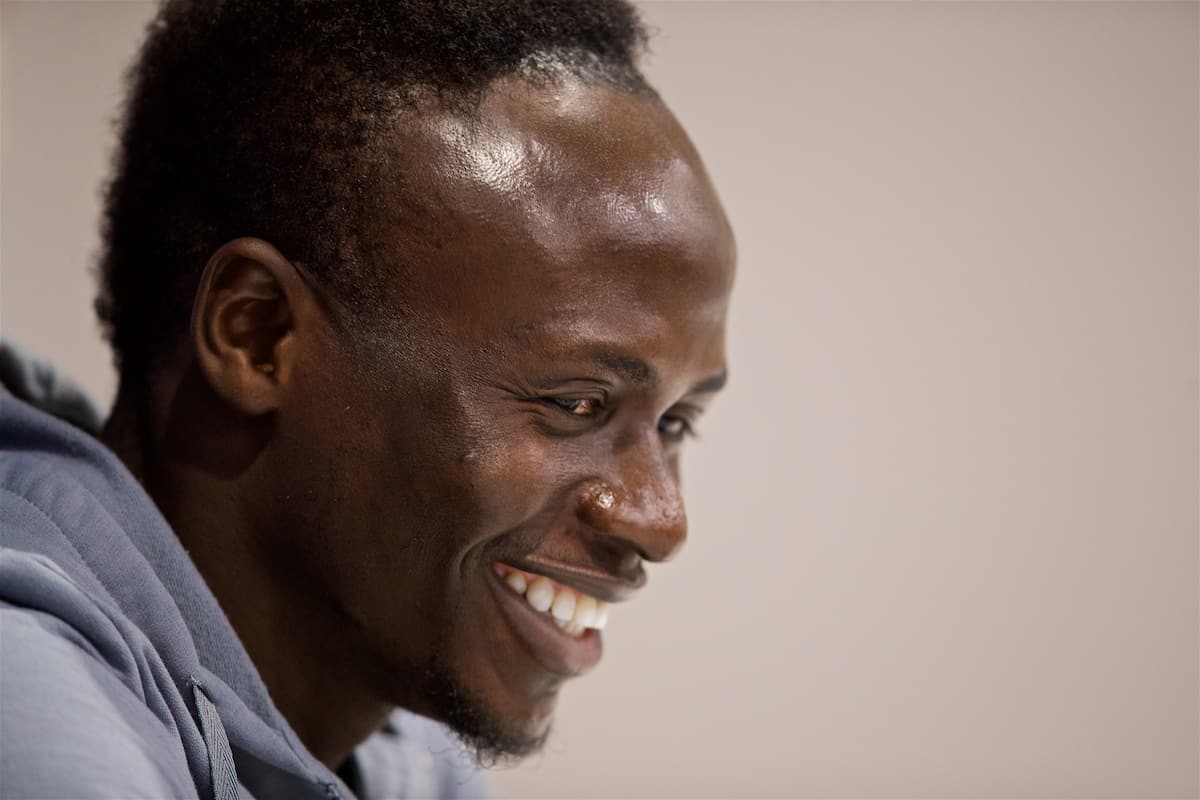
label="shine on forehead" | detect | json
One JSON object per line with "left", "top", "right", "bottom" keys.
{"left": 366, "top": 77, "right": 735, "bottom": 336}
{"left": 436, "top": 78, "right": 692, "bottom": 182}
{"left": 384, "top": 78, "right": 729, "bottom": 245}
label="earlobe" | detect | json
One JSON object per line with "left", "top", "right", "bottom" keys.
{"left": 190, "top": 237, "right": 308, "bottom": 417}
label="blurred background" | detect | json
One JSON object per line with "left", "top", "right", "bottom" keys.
{"left": 2, "top": 1, "right": 1197, "bottom": 797}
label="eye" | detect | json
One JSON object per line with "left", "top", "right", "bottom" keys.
{"left": 657, "top": 414, "right": 695, "bottom": 441}
{"left": 551, "top": 397, "right": 603, "bottom": 417}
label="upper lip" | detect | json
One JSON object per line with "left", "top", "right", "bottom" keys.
{"left": 500, "top": 553, "right": 645, "bottom": 604}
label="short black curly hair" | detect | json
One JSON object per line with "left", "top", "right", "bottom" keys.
{"left": 96, "top": 0, "right": 653, "bottom": 382}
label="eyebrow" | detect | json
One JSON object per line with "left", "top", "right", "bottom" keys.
{"left": 690, "top": 369, "right": 728, "bottom": 395}
{"left": 593, "top": 353, "right": 658, "bottom": 387}
{"left": 589, "top": 352, "right": 728, "bottom": 395}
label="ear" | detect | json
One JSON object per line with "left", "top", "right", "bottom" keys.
{"left": 190, "top": 237, "right": 316, "bottom": 416}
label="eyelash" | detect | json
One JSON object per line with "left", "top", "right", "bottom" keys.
{"left": 548, "top": 397, "right": 698, "bottom": 441}
{"left": 657, "top": 414, "right": 696, "bottom": 441}
{"left": 550, "top": 397, "right": 603, "bottom": 417}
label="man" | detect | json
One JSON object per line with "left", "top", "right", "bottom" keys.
{"left": 0, "top": 0, "right": 734, "bottom": 797}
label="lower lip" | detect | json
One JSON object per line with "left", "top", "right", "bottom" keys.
{"left": 487, "top": 568, "right": 603, "bottom": 677}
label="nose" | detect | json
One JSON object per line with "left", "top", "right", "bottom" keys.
{"left": 577, "top": 431, "right": 688, "bottom": 563}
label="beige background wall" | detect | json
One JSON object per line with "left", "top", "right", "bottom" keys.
{"left": 2, "top": 1, "right": 1198, "bottom": 797}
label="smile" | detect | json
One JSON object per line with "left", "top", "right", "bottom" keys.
{"left": 492, "top": 562, "right": 611, "bottom": 638}
{"left": 488, "top": 561, "right": 609, "bottom": 676}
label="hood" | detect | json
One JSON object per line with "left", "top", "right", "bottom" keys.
{"left": 0, "top": 340, "right": 354, "bottom": 799}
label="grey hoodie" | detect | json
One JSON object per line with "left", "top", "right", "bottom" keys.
{"left": 0, "top": 342, "right": 488, "bottom": 799}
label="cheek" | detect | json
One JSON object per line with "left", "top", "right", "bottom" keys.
{"left": 280, "top": 342, "right": 575, "bottom": 596}
{"left": 455, "top": 433, "right": 570, "bottom": 537}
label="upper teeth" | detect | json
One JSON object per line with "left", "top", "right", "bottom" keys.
{"left": 494, "top": 563, "right": 610, "bottom": 638}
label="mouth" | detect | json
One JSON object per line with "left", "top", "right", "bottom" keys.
{"left": 487, "top": 561, "right": 615, "bottom": 677}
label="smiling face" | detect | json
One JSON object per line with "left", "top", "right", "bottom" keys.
{"left": 263, "top": 78, "right": 734, "bottom": 757}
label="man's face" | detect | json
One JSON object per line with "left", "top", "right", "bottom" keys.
{"left": 272, "top": 79, "right": 734, "bottom": 756}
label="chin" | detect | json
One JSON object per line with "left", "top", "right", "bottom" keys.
{"left": 414, "top": 654, "right": 558, "bottom": 766}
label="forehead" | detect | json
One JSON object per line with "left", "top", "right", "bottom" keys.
{"left": 371, "top": 78, "right": 734, "bottom": 348}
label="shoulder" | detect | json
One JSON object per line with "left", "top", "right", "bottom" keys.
{"left": 355, "top": 711, "right": 490, "bottom": 800}
{"left": 1, "top": 599, "right": 196, "bottom": 798}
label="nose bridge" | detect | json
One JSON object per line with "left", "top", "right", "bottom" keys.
{"left": 578, "top": 429, "right": 687, "bottom": 562}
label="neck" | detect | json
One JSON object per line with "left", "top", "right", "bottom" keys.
{"left": 101, "top": 378, "right": 393, "bottom": 769}
{"left": 100, "top": 386, "right": 148, "bottom": 483}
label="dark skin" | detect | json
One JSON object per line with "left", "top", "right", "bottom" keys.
{"left": 102, "top": 77, "right": 735, "bottom": 769}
